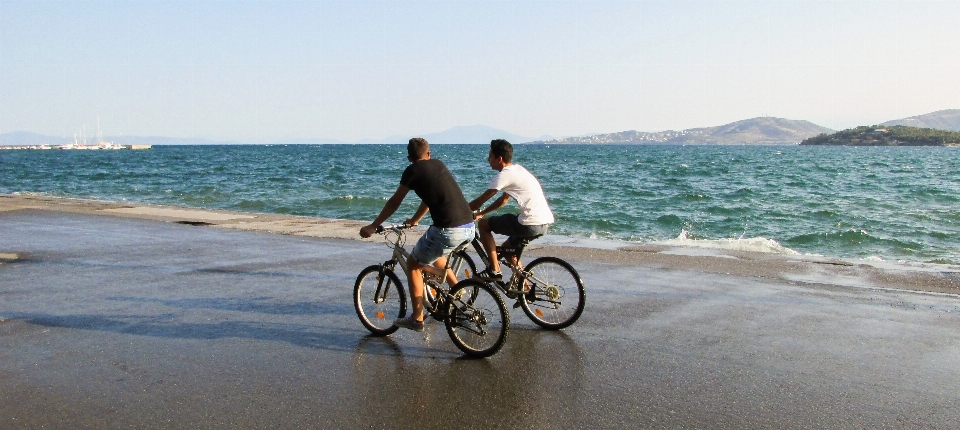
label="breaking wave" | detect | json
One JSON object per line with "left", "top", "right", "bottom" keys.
{"left": 656, "top": 230, "right": 800, "bottom": 255}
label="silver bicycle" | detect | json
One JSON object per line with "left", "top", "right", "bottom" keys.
{"left": 447, "top": 234, "right": 586, "bottom": 330}
{"left": 353, "top": 224, "right": 510, "bottom": 358}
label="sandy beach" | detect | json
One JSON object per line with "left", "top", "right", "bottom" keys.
{"left": 3, "top": 193, "right": 959, "bottom": 295}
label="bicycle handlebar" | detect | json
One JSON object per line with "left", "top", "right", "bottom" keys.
{"left": 375, "top": 223, "right": 415, "bottom": 234}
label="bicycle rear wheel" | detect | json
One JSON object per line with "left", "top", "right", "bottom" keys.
{"left": 354, "top": 265, "right": 406, "bottom": 335}
{"left": 445, "top": 279, "right": 509, "bottom": 358}
{"left": 519, "top": 257, "right": 585, "bottom": 330}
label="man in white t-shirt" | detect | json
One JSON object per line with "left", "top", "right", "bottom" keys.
{"left": 469, "top": 139, "right": 554, "bottom": 282}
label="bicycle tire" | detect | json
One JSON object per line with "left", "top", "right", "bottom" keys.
{"left": 444, "top": 279, "right": 509, "bottom": 358}
{"left": 450, "top": 250, "right": 478, "bottom": 281}
{"left": 354, "top": 265, "right": 406, "bottom": 336}
{"left": 518, "top": 256, "right": 586, "bottom": 330}
{"left": 425, "top": 250, "right": 477, "bottom": 311}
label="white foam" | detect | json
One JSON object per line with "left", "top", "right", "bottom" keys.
{"left": 851, "top": 257, "right": 960, "bottom": 274}
{"left": 534, "top": 234, "right": 627, "bottom": 250}
{"left": 654, "top": 230, "right": 800, "bottom": 255}
{"left": 518, "top": 230, "right": 804, "bottom": 256}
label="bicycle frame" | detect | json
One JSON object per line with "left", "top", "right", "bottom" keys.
{"left": 446, "top": 231, "right": 586, "bottom": 330}
{"left": 464, "top": 236, "right": 539, "bottom": 297}
{"left": 373, "top": 225, "right": 473, "bottom": 310}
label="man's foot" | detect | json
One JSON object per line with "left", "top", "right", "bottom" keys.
{"left": 477, "top": 267, "right": 502, "bottom": 282}
{"left": 394, "top": 316, "right": 425, "bottom": 332}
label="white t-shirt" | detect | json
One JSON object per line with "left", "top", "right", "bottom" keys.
{"left": 488, "top": 164, "right": 555, "bottom": 226}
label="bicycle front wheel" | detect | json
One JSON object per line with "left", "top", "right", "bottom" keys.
{"left": 354, "top": 265, "right": 406, "bottom": 336}
{"left": 519, "top": 257, "right": 586, "bottom": 330}
{"left": 425, "top": 250, "right": 478, "bottom": 311}
{"left": 445, "top": 279, "right": 509, "bottom": 358}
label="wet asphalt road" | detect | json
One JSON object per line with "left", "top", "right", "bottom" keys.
{"left": 2, "top": 209, "right": 960, "bottom": 429}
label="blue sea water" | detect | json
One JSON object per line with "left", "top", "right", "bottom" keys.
{"left": 2, "top": 144, "right": 959, "bottom": 265}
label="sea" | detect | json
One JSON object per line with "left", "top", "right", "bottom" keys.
{"left": 2, "top": 144, "right": 958, "bottom": 265}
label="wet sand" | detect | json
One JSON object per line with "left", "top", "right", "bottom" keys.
{"left": 3, "top": 194, "right": 960, "bottom": 428}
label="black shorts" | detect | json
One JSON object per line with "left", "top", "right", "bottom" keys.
{"left": 487, "top": 214, "right": 549, "bottom": 247}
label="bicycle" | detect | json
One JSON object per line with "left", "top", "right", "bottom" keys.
{"left": 444, "top": 233, "right": 586, "bottom": 330}
{"left": 353, "top": 224, "right": 510, "bottom": 358}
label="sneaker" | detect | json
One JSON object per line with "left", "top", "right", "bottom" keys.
{"left": 477, "top": 267, "right": 502, "bottom": 282}
{"left": 393, "top": 316, "right": 425, "bottom": 332}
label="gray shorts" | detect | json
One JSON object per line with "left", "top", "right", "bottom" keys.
{"left": 487, "top": 214, "right": 549, "bottom": 247}
{"left": 411, "top": 225, "right": 476, "bottom": 265}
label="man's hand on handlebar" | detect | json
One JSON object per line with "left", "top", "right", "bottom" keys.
{"left": 359, "top": 224, "right": 378, "bottom": 238}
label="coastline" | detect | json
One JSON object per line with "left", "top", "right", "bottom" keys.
{"left": 3, "top": 193, "right": 959, "bottom": 295}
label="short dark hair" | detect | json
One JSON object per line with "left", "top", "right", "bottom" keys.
{"left": 490, "top": 139, "right": 513, "bottom": 163}
{"left": 408, "top": 137, "right": 429, "bottom": 160}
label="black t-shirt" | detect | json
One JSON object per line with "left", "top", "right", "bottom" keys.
{"left": 400, "top": 159, "right": 474, "bottom": 228}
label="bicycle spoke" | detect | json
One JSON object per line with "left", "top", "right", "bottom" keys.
{"left": 445, "top": 280, "right": 509, "bottom": 358}
{"left": 519, "top": 257, "right": 585, "bottom": 330}
{"left": 354, "top": 266, "right": 405, "bottom": 336}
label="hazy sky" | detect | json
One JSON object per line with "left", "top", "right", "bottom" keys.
{"left": 1, "top": 0, "right": 958, "bottom": 142}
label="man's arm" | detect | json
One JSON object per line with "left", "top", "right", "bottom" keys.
{"left": 474, "top": 192, "right": 511, "bottom": 220}
{"left": 469, "top": 189, "right": 499, "bottom": 211}
{"left": 360, "top": 185, "right": 410, "bottom": 238}
{"left": 405, "top": 202, "right": 429, "bottom": 226}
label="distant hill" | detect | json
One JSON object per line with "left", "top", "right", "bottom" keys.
{"left": 0, "top": 127, "right": 533, "bottom": 146}
{"left": 421, "top": 125, "right": 535, "bottom": 145}
{"left": 881, "top": 109, "right": 960, "bottom": 131}
{"left": 107, "top": 136, "right": 239, "bottom": 145}
{"left": 0, "top": 131, "right": 237, "bottom": 146}
{"left": 526, "top": 117, "right": 834, "bottom": 145}
{"left": 800, "top": 125, "right": 960, "bottom": 146}
{"left": 346, "top": 125, "right": 535, "bottom": 145}
{"left": 277, "top": 125, "right": 535, "bottom": 145}
{"left": 8, "top": 111, "right": 958, "bottom": 147}
{"left": 0, "top": 131, "right": 56, "bottom": 146}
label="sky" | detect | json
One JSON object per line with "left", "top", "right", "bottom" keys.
{"left": 1, "top": 0, "right": 958, "bottom": 143}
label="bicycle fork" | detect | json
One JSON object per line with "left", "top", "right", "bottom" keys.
{"left": 373, "top": 261, "right": 397, "bottom": 304}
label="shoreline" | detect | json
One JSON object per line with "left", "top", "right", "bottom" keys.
{"left": 3, "top": 193, "right": 960, "bottom": 295}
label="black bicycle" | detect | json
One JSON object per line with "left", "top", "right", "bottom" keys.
{"left": 353, "top": 224, "right": 509, "bottom": 358}
{"left": 436, "top": 234, "right": 586, "bottom": 330}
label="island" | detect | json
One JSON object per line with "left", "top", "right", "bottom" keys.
{"left": 800, "top": 125, "right": 960, "bottom": 146}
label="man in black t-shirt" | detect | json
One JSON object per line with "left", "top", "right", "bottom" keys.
{"left": 360, "top": 138, "right": 475, "bottom": 332}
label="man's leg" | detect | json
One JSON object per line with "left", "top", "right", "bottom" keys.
{"left": 477, "top": 218, "right": 501, "bottom": 273}
{"left": 434, "top": 256, "right": 458, "bottom": 287}
{"left": 405, "top": 254, "right": 426, "bottom": 323}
